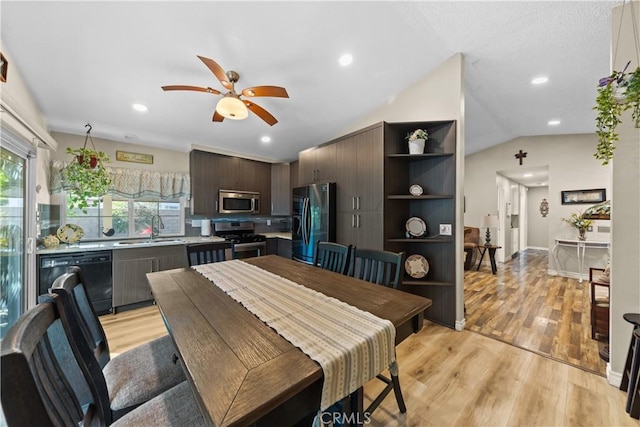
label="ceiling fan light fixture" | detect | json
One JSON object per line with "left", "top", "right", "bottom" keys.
{"left": 216, "top": 94, "right": 248, "bottom": 120}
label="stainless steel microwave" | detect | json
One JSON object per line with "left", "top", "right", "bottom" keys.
{"left": 218, "top": 190, "right": 260, "bottom": 214}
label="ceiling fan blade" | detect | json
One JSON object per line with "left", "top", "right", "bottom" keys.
{"left": 241, "top": 86, "right": 289, "bottom": 98}
{"left": 162, "top": 85, "right": 221, "bottom": 95}
{"left": 212, "top": 110, "right": 225, "bottom": 122}
{"left": 243, "top": 100, "right": 278, "bottom": 126}
{"left": 197, "top": 55, "right": 232, "bottom": 90}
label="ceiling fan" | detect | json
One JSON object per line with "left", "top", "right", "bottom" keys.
{"left": 162, "top": 55, "right": 289, "bottom": 126}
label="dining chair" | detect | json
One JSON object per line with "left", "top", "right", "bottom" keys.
{"left": 348, "top": 248, "right": 407, "bottom": 414}
{"left": 49, "top": 266, "right": 186, "bottom": 418}
{"left": 312, "top": 241, "right": 352, "bottom": 275}
{"left": 1, "top": 295, "right": 205, "bottom": 426}
{"left": 186, "top": 240, "right": 234, "bottom": 266}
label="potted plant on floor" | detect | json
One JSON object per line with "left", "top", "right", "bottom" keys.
{"left": 594, "top": 61, "right": 640, "bottom": 165}
{"left": 63, "top": 124, "right": 112, "bottom": 213}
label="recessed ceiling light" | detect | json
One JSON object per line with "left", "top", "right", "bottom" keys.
{"left": 338, "top": 53, "right": 353, "bottom": 67}
{"left": 523, "top": 173, "right": 533, "bottom": 178}
{"left": 261, "top": 136, "right": 271, "bottom": 143}
{"left": 531, "top": 76, "right": 549, "bottom": 85}
{"left": 132, "top": 103, "right": 148, "bottom": 112}
{"left": 548, "top": 119, "right": 561, "bottom": 126}
{"left": 124, "top": 133, "right": 139, "bottom": 140}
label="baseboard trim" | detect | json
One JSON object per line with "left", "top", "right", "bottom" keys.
{"left": 607, "top": 365, "right": 623, "bottom": 387}
{"left": 455, "top": 318, "right": 466, "bottom": 331}
{"left": 527, "top": 246, "right": 549, "bottom": 251}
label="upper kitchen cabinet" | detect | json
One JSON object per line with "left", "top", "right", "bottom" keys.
{"left": 298, "top": 143, "right": 336, "bottom": 185}
{"left": 190, "top": 150, "right": 271, "bottom": 216}
{"left": 271, "top": 163, "right": 291, "bottom": 215}
{"left": 190, "top": 150, "right": 219, "bottom": 216}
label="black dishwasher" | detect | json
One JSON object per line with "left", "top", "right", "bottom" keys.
{"left": 37, "top": 251, "right": 113, "bottom": 315}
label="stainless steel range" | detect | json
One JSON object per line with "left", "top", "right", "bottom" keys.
{"left": 214, "top": 222, "right": 267, "bottom": 258}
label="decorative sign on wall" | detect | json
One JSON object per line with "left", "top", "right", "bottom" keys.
{"left": 561, "top": 188, "right": 606, "bottom": 205}
{"left": 116, "top": 150, "right": 153, "bottom": 165}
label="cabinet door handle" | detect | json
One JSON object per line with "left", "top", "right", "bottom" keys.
{"left": 356, "top": 196, "right": 360, "bottom": 210}
{"left": 351, "top": 214, "right": 355, "bottom": 228}
{"left": 356, "top": 214, "right": 360, "bottom": 228}
{"left": 352, "top": 197, "right": 355, "bottom": 210}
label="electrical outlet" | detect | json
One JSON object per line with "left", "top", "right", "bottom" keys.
{"left": 266, "top": 219, "right": 272, "bottom": 226}
{"left": 439, "top": 224, "right": 452, "bottom": 236}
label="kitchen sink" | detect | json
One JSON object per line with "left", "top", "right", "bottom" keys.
{"left": 113, "top": 239, "right": 185, "bottom": 247}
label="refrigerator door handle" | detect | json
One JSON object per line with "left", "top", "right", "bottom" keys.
{"left": 303, "top": 197, "right": 310, "bottom": 246}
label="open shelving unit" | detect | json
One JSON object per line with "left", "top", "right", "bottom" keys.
{"left": 383, "top": 120, "right": 457, "bottom": 327}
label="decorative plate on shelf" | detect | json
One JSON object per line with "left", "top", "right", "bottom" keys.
{"left": 405, "top": 254, "right": 429, "bottom": 279}
{"left": 405, "top": 217, "right": 427, "bottom": 237}
{"left": 57, "top": 224, "right": 84, "bottom": 244}
{"left": 409, "top": 184, "right": 423, "bottom": 196}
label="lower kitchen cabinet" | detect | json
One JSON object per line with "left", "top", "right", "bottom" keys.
{"left": 112, "top": 245, "right": 187, "bottom": 309}
{"left": 266, "top": 237, "right": 292, "bottom": 259}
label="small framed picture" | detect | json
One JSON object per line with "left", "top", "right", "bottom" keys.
{"left": 561, "top": 188, "right": 606, "bottom": 205}
{"left": 0, "top": 52, "right": 8, "bottom": 82}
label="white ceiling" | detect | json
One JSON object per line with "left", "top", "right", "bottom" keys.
{"left": 1, "top": 1, "right": 615, "bottom": 163}
{"left": 498, "top": 165, "right": 549, "bottom": 188}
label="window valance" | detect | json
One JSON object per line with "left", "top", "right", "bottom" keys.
{"left": 50, "top": 161, "right": 191, "bottom": 200}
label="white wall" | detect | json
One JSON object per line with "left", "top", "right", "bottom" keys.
{"left": 50, "top": 132, "right": 189, "bottom": 172}
{"left": 527, "top": 186, "right": 549, "bottom": 249}
{"left": 609, "top": 2, "right": 640, "bottom": 385}
{"left": 464, "top": 133, "right": 611, "bottom": 273}
{"left": 338, "top": 53, "right": 466, "bottom": 329}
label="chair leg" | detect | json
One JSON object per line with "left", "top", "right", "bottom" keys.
{"left": 389, "top": 361, "right": 407, "bottom": 413}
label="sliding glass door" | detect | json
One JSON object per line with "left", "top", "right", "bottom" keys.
{"left": 0, "top": 129, "right": 36, "bottom": 339}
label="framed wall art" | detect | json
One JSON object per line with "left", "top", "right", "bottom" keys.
{"left": 561, "top": 188, "right": 606, "bottom": 205}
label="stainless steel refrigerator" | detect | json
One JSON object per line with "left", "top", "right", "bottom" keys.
{"left": 292, "top": 182, "right": 336, "bottom": 264}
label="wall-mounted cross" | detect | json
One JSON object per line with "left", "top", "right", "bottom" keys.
{"left": 515, "top": 149, "right": 527, "bottom": 165}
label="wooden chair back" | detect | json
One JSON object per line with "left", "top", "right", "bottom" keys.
{"left": 349, "top": 248, "right": 405, "bottom": 289}
{"left": 186, "top": 241, "right": 234, "bottom": 266}
{"left": 1, "top": 296, "right": 108, "bottom": 426}
{"left": 313, "top": 241, "right": 352, "bottom": 275}
{"left": 50, "top": 265, "right": 111, "bottom": 369}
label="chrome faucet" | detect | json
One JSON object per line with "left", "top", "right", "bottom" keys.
{"left": 151, "top": 215, "right": 164, "bottom": 240}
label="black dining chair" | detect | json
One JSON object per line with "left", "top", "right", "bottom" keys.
{"left": 1, "top": 295, "right": 205, "bottom": 426}
{"left": 348, "top": 248, "right": 407, "bottom": 415}
{"left": 186, "top": 240, "right": 234, "bottom": 266}
{"left": 313, "top": 241, "right": 352, "bottom": 275}
{"left": 49, "top": 266, "right": 186, "bottom": 419}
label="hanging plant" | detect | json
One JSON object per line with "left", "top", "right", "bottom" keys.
{"left": 63, "top": 124, "right": 112, "bottom": 213}
{"left": 594, "top": 62, "right": 640, "bottom": 165}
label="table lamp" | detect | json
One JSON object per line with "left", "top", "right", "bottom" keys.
{"left": 480, "top": 214, "right": 499, "bottom": 246}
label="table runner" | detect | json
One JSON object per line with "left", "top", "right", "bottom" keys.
{"left": 193, "top": 260, "right": 396, "bottom": 410}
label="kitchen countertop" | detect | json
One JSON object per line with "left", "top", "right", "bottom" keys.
{"left": 36, "top": 236, "right": 226, "bottom": 255}
{"left": 262, "top": 232, "right": 292, "bottom": 240}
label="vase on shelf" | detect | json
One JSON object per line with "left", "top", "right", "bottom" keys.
{"left": 578, "top": 228, "right": 587, "bottom": 241}
{"left": 408, "top": 138, "right": 425, "bottom": 154}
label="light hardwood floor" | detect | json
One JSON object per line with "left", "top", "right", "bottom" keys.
{"left": 100, "top": 303, "right": 635, "bottom": 426}
{"left": 465, "top": 249, "right": 607, "bottom": 375}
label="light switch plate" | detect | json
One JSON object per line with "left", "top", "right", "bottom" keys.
{"left": 439, "top": 224, "right": 452, "bottom": 235}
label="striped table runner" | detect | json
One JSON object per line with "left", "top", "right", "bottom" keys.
{"left": 193, "top": 260, "right": 396, "bottom": 410}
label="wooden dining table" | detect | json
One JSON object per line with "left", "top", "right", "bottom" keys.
{"left": 146, "top": 255, "right": 432, "bottom": 426}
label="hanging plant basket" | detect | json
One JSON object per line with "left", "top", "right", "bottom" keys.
{"left": 594, "top": 62, "right": 640, "bottom": 165}
{"left": 63, "top": 124, "right": 112, "bottom": 213}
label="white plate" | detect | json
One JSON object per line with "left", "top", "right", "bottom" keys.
{"left": 405, "top": 254, "right": 429, "bottom": 279}
{"left": 405, "top": 217, "right": 427, "bottom": 237}
{"left": 57, "top": 224, "right": 84, "bottom": 243}
{"left": 409, "top": 184, "right": 423, "bottom": 196}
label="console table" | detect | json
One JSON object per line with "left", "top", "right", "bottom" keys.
{"left": 552, "top": 238, "right": 610, "bottom": 282}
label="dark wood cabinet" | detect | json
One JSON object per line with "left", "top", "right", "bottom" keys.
{"left": 383, "top": 120, "right": 457, "bottom": 328}
{"left": 113, "top": 245, "right": 187, "bottom": 309}
{"left": 298, "top": 143, "right": 336, "bottom": 185}
{"left": 290, "top": 161, "right": 299, "bottom": 190}
{"left": 271, "top": 163, "right": 290, "bottom": 215}
{"left": 190, "top": 150, "right": 271, "bottom": 216}
{"left": 266, "top": 237, "right": 292, "bottom": 259}
{"left": 334, "top": 124, "right": 384, "bottom": 250}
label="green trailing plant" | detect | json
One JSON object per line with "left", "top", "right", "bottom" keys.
{"left": 63, "top": 147, "right": 111, "bottom": 213}
{"left": 594, "top": 62, "right": 640, "bottom": 165}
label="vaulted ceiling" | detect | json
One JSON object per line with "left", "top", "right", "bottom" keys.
{"left": 1, "top": 1, "right": 615, "bottom": 162}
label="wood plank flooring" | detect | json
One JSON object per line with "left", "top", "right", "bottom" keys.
{"left": 465, "top": 249, "right": 607, "bottom": 375}
{"left": 100, "top": 293, "right": 634, "bottom": 426}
